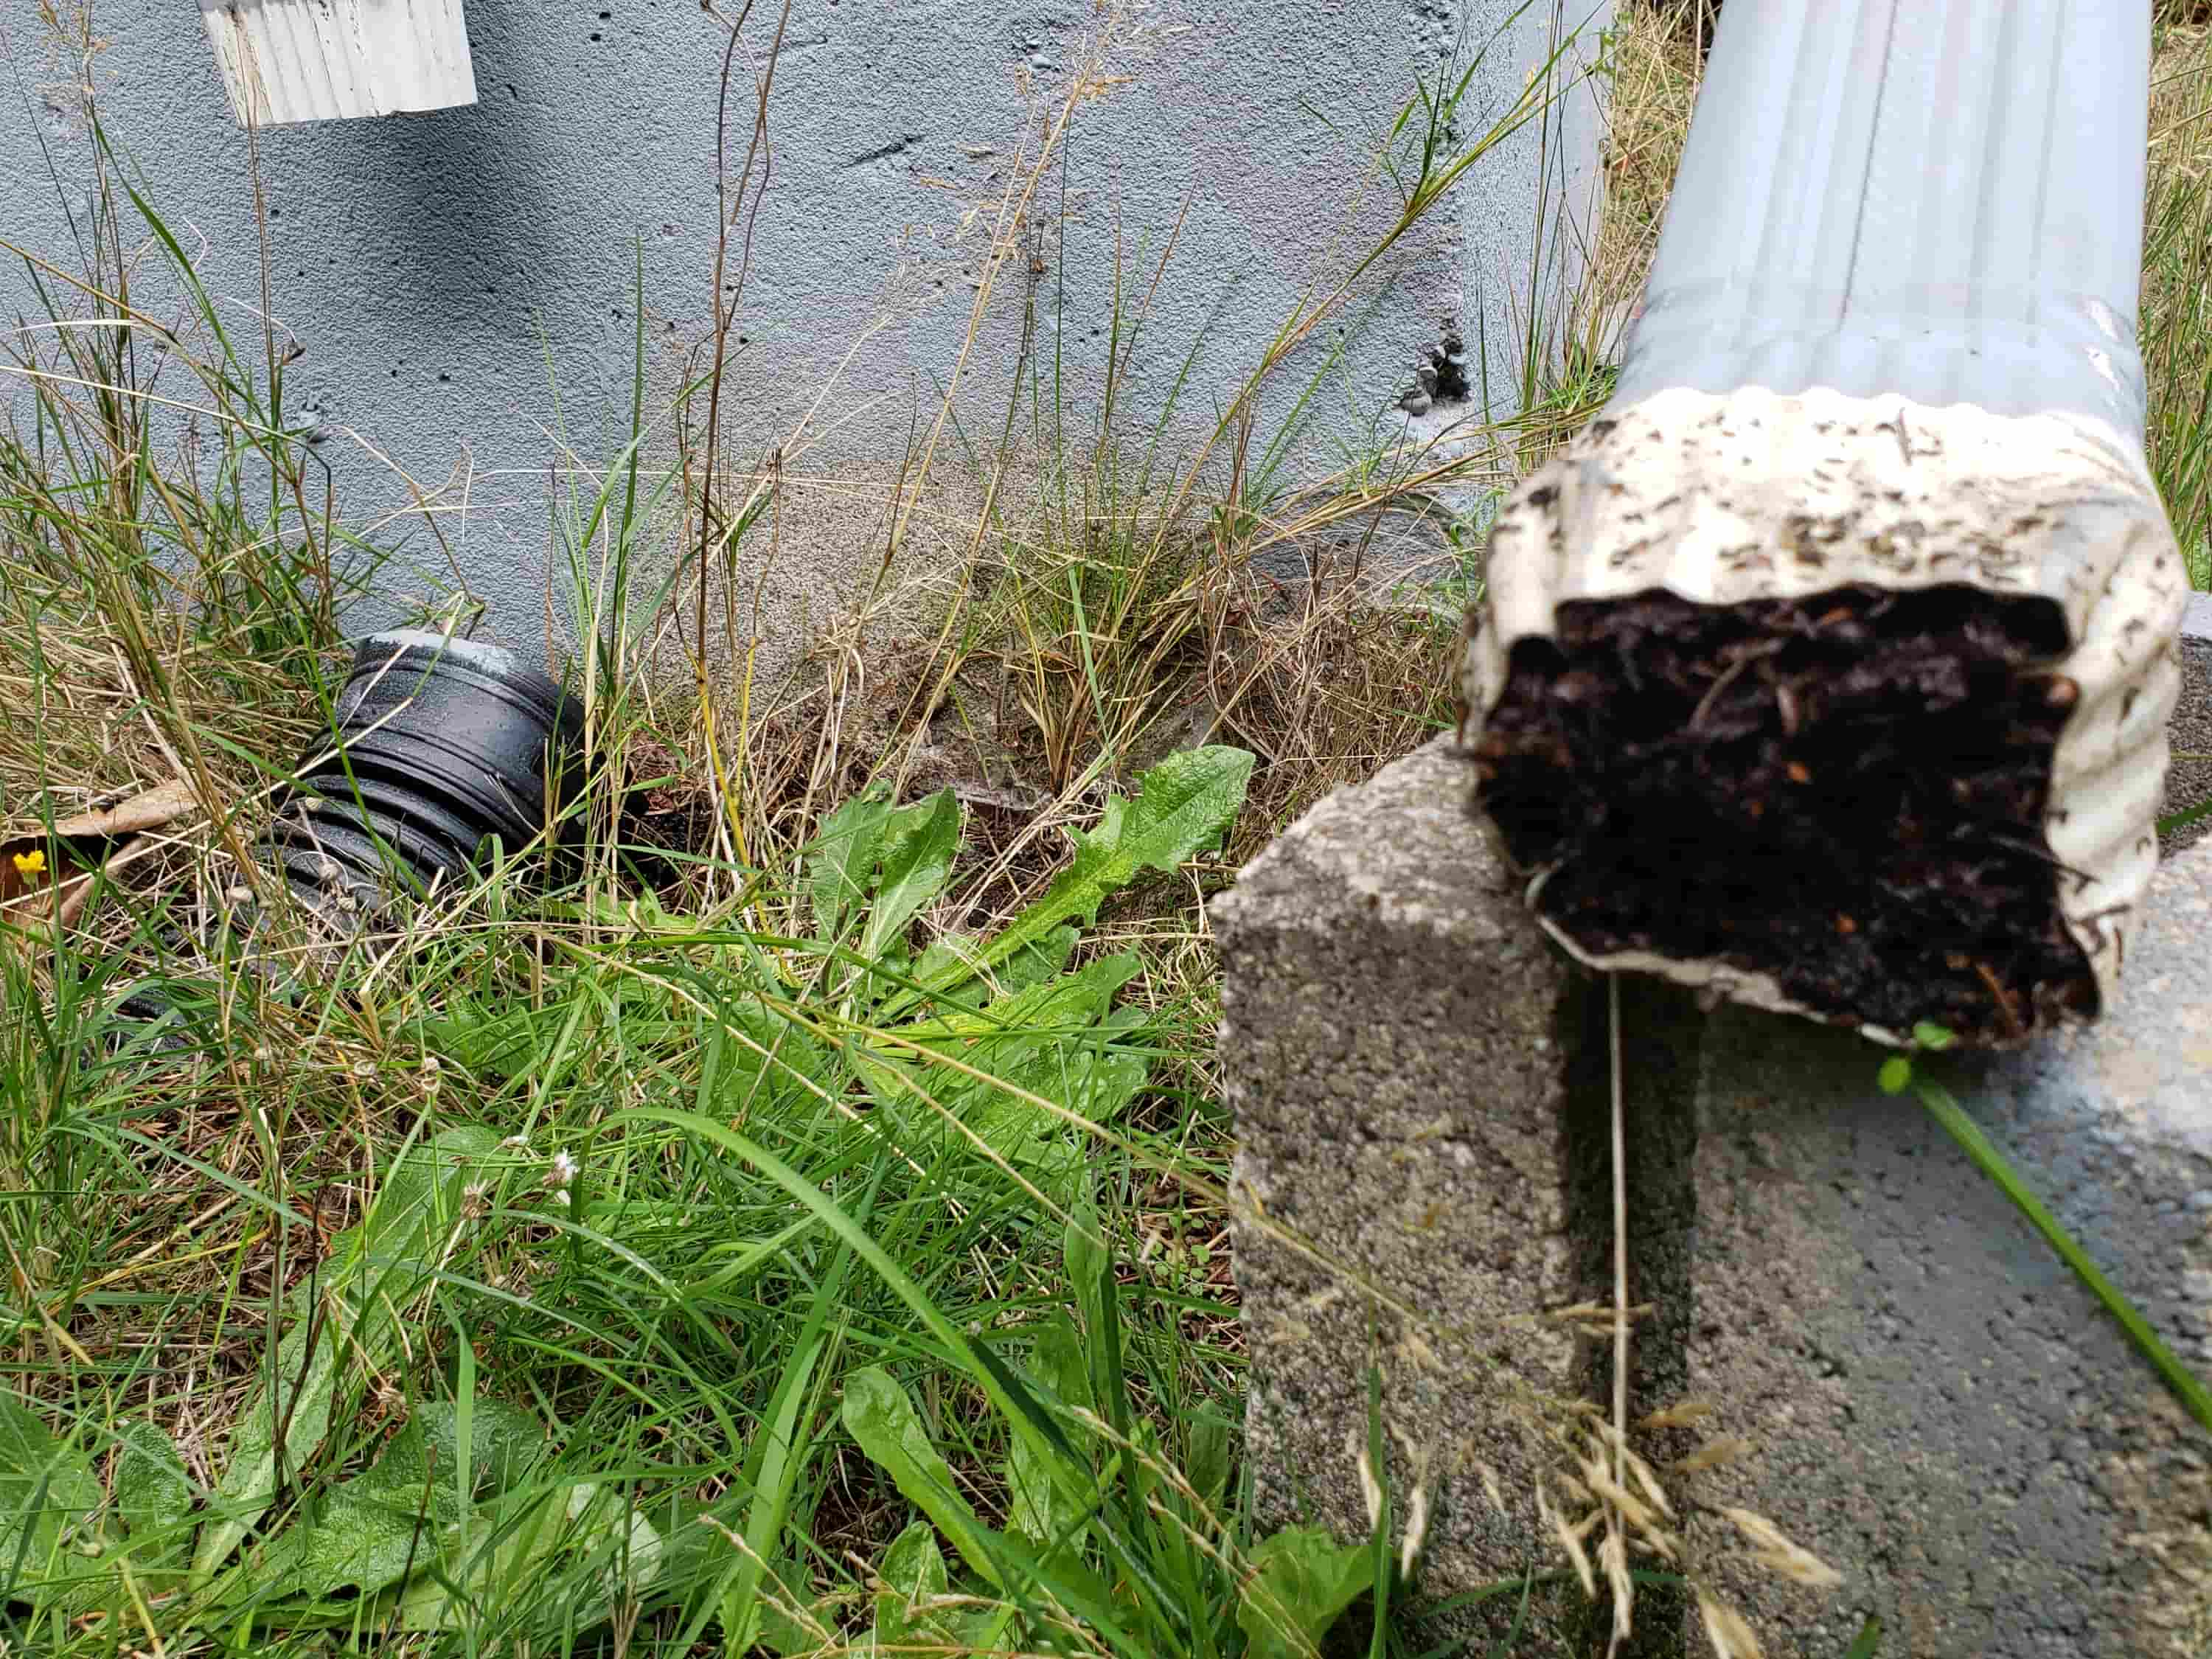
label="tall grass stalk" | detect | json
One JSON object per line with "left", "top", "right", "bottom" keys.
{"left": 2147, "top": 12, "right": 2212, "bottom": 585}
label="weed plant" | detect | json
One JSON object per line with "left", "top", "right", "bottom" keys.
{"left": 0, "top": 5, "right": 1635, "bottom": 1657}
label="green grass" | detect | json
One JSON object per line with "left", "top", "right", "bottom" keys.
{"left": 6, "top": 5, "right": 2210, "bottom": 1658}
{"left": 0, "top": 8, "right": 1606, "bottom": 1658}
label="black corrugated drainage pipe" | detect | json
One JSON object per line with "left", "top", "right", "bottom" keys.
{"left": 117, "top": 630, "right": 584, "bottom": 1027}
{"left": 271, "top": 630, "right": 585, "bottom": 920}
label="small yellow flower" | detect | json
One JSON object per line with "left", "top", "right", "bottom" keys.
{"left": 10, "top": 849, "right": 46, "bottom": 880}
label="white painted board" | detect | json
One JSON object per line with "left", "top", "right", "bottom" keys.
{"left": 200, "top": 0, "right": 477, "bottom": 127}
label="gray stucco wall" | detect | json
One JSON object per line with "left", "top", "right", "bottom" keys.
{"left": 1, "top": 0, "right": 1607, "bottom": 678}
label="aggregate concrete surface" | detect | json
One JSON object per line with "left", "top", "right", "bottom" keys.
{"left": 2163, "top": 591, "right": 2211, "bottom": 854}
{"left": 1690, "top": 830, "right": 2212, "bottom": 1656}
{"left": 1221, "top": 714, "right": 2212, "bottom": 1657}
{"left": 1214, "top": 736, "right": 1596, "bottom": 1655}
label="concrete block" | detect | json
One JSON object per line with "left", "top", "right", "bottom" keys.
{"left": 1220, "top": 706, "right": 2212, "bottom": 1655}
{"left": 1688, "top": 835, "right": 2212, "bottom": 1657}
{"left": 2162, "top": 591, "right": 2212, "bottom": 856}
{"left": 1213, "top": 735, "right": 1590, "bottom": 1648}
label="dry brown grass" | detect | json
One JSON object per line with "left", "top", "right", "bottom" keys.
{"left": 2147, "top": 13, "right": 2212, "bottom": 580}
{"left": 1585, "top": 2, "right": 1707, "bottom": 341}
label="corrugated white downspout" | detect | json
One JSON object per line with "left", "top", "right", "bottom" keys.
{"left": 1615, "top": 0, "right": 2149, "bottom": 442}
{"left": 1461, "top": 0, "right": 2189, "bottom": 1046}
{"left": 201, "top": 0, "right": 478, "bottom": 127}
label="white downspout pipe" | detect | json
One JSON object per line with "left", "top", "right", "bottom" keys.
{"left": 1461, "top": 0, "right": 2188, "bottom": 1047}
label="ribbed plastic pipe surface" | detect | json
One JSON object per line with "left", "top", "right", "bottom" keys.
{"left": 1613, "top": 0, "right": 2150, "bottom": 444}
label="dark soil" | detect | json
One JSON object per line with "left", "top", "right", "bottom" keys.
{"left": 1470, "top": 583, "right": 2098, "bottom": 1044}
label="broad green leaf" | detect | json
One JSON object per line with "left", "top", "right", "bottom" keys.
{"left": 422, "top": 995, "right": 571, "bottom": 1082}
{"left": 1009, "top": 1313, "right": 1093, "bottom": 1548}
{"left": 996, "top": 925, "right": 1081, "bottom": 994}
{"left": 112, "top": 1419, "right": 192, "bottom": 1573}
{"left": 355, "top": 1124, "right": 505, "bottom": 1265}
{"left": 809, "top": 790, "right": 892, "bottom": 941}
{"left": 255, "top": 1459, "right": 440, "bottom": 1602}
{"left": 560, "top": 1480, "right": 667, "bottom": 1630}
{"left": 869, "top": 1519, "right": 955, "bottom": 1647}
{"left": 1006, "top": 1419, "right": 1063, "bottom": 1547}
{"left": 1007, "top": 1055, "right": 1143, "bottom": 1193}
{"left": 1238, "top": 1526, "right": 1372, "bottom": 1659}
{"left": 841, "top": 1366, "right": 1005, "bottom": 1588}
{"left": 193, "top": 1127, "right": 504, "bottom": 1582}
{"left": 894, "top": 745, "right": 1253, "bottom": 1009}
{"left": 911, "top": 924, "right": 1079, "bottom": 1012}
{"left": 865, "top": 956, "right": 1150, "bottom": 1195}
{"left": 1064, "top": 1176, "right": 1135, "bottom": 1517}
{"left": 383, "top": 1457, "right": 586, "bottom": 1635}
{"left": 703, "top": 994, "right": 825, "bottom": 1116}
{"left": 383, "top": 1399, "right": 544, "bottom": 1520}
{"left": 970, "top": 1037, "right": 1146, "bottom": 1185}
{"left": 190, "top": 1292, "right": 338, "bottom": 1585}
{"left": 1064, "top": 1187, "right": 1106, "bottom": 1345}
{"left": 954, "top": 1604, "right": 1024, "bottom": 1650}
{"left": 859, "top": 790, "right": 960, "bottom": 965}
{"left": 758, "top": 1578, "right": 828, "bottom": 1655}
{"left": 0, "top": 1392, "right": 102, "bottom": 1607}
{"left": 883, "top": 954, "right": 1139, "bottom": 1052}
{"left": 1033, "top": 1310, "right": 1092, "bottom": 1416}
{"left": 390, "top": 1479, "right": 572, "bottom": 1632}
{"left": 1186, "top": 1410, "right": 1233, "bottom": 1514}
{"left": 634, "top": 1492, "right": 715, "bottom": 1607}
{"left": 573, "top": 888, "right": 695, "bottom": 935}
{"left": 424, "top": 983, "right": 682, "bottom": 1085}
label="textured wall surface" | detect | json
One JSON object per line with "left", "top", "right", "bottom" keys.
{"left": 0, "top": 0, "right": 1607, "bottom": 674}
